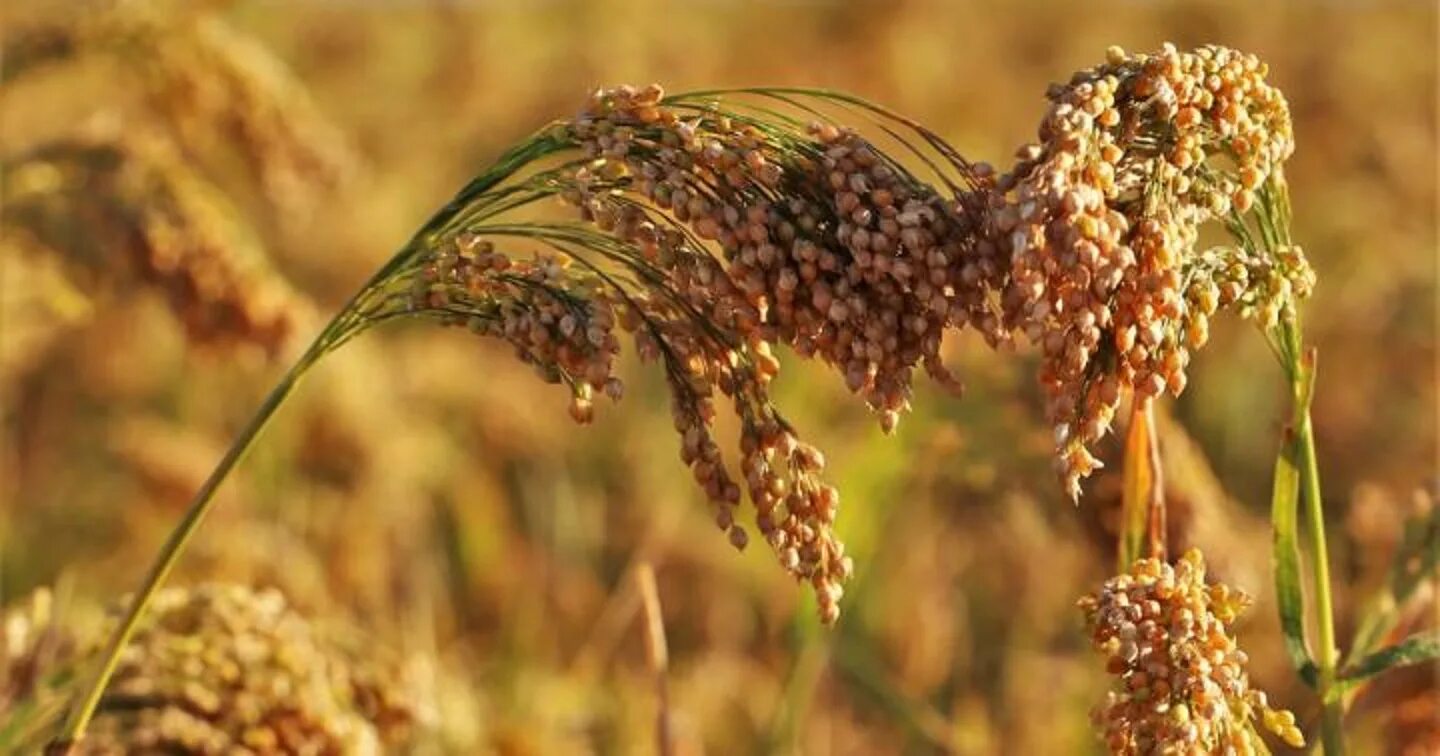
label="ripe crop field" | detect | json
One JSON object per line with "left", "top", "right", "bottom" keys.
{"left": 1, "top": 2, "right": 1435, "bottom": 754}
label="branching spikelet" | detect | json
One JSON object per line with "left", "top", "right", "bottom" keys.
{"left": 560, "top": 85, "right": 1005, "bottom": 616}
{"left": 988, "top": 43, "right": 1313, "bottom": 499}
{"left": 1078, "top": 549, "right": 1303, "bottom": 754}
{"left": 389, "top": 219, "right": 862, "bottom": 621}
{"left": 81, "top": 585, "right": 415, "bottom": 755}
{"left": 2, "top": 132, "right": 305, "bottom": 356}
{"left": 570, "top": 85, "right": 1002, "bottom": 426}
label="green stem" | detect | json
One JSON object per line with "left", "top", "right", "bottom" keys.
{"left": 1280, "top": 325, "right": 1343, "bottom": 755}
{"left": 1251, "top": 175, "right": 1343, "bottom": 751}
{"left": 1295, "top": 381, "right": 1344, "bottom": 755}
{"left": 50, "top": 334, "right": 329, "bottom": 749}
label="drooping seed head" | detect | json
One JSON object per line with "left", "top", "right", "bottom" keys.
{"left": 988, "top": 43, "right": 1310, "bottom": 499}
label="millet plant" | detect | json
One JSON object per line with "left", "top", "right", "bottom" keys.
{"left": 40, "top": 43, "right": 1437, "bottom": 754}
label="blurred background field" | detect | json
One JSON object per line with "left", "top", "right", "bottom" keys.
{"left": 0, "top": 1, "right": 1435, "bottom": 753}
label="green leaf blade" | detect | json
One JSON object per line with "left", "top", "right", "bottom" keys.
{"left": 1272, "top": 422, "right": 1318, "bottom": 688}
{"left": 1340, "top": 630, "right": 1440, "bottom": 688}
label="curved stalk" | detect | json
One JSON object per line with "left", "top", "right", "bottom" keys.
{"left": 48, "top": 320, "right": 336, "bottom": 751}
{"left": 46, "top": 126, "right": 578, "bottom": 751}
{"left": 1251, "top": 176, "right": 1343, "bottom": 753}
{"left": 1276, "top": 319, "right": 1344, "bottom": 755}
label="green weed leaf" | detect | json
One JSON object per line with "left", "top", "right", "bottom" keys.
{"left": 1340, "top": 631, "right": 1440, "bottom": 689}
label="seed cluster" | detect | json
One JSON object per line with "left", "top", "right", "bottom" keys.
{"left": 409, "top": 235, "right": 624, "bottom": 426}
{"left": 571, "top": 84, "right": 1000, "bottom": 427}
{"left": 551, "top": 84, "right": 1016, "bottom": 616}
{"left": 404, "top": 220, "right": 860, "bottom": 619}
{"left": 1078, "top": 550, "right": 1303, "bottom": 754}
{"left": 81, "top": 585, "right": 415, "bottom": 755}
{"left": 991, "top": 43, "right": 1310, "bottom": 498}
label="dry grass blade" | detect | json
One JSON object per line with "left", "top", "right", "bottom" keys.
{"left": 634, "top": 563, "right": 673, "bottom": 756}
{"left": 1119, "top": 399, "right": 1162, "bottom": 569}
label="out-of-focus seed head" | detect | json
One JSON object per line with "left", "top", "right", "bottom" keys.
{"left": 11, "top": 0, "right": 359, "bottom": 223}
{"left": 80, "top": 585, "right": 417, "bottom": 755}
{"left": 2, "top": 133, "right": 307, "bottom": 357}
